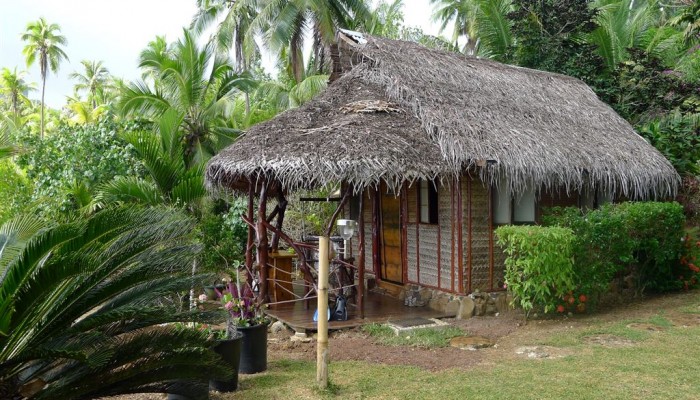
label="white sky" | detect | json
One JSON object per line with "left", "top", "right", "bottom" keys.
{"left": 0, "top": 0, "right": 441, "bottom": 108}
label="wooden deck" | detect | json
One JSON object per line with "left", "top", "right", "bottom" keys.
{"left": 264, "top": 291, "right": 452, "bottom": 332}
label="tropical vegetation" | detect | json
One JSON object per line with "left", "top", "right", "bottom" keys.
{"left": 0, "top": 0, "right": 699, "bottom": 396}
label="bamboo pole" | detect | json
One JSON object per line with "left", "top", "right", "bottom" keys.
{"left": 258, "top": 182, "right": 270, "bottom": 303}
{"left": 316, "top": 236, "right": 330, "bottom": 389}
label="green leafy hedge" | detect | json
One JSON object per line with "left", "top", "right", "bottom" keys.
{"left": 495, "top": 225, "right": 576, "bottom": 317}
{"left": 498, "top": 202, "right": 686, "bottom": 315}
{"left": 543, "top": 202, "right": 685, "bottom": 295}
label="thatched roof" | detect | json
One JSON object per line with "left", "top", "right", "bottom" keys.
{"left": 206, "top": 31, "right": 679, "bottom": 198}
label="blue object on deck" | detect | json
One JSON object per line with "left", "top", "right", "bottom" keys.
{"left": 313, "top": 308, "right": 330, "bottom": 322}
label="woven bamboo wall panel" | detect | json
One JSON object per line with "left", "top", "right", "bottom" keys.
{"left": 439, "top": 183, "right": 453, "bottom": 290}
{"left": 418, "top": 224, "right": 439, "bottom": 286}
{"left": 407, "top": 224, "right": 418, "bottom": 282}
{"left": 470, "top": 180, "right": 491, "bottom": 292}
{"left": 363, "top": 190, "right": 374, "bottom": 275}
{"left": 461, "top": 178, "right": 470, "bottom": 292}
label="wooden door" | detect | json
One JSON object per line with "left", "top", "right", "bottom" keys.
{"left": 378, "top": 186, "right": 403, "bottom": 284}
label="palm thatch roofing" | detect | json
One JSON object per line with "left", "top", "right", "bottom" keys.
{"left": 206, "top": 31, "right": 679, "bottom": 198}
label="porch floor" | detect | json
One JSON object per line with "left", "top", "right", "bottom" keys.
{"left": 265, "top": 290, "right": 454, "bottom": 332}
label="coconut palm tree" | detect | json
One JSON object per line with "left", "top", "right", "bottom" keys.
{"left": 361, "top": 0, "right": 405, "bottom": 38}
{"left": 431, "top": 0, "right": 481, "bottom": 54}
{"left": 587, "top": 0, "right": 658, "bottom": 71}
{"left": 0, "top": 207, "right": 230, "bottom": 399}
{"left": 21, "top": 18, "right": 68, "bottom": 139}
{"left": 0, "top": 68, "right": 35, "bottom": 121}
{"left": 66, "top": 98, "right": 108, "bottom": 125}
{"left": 69, "top": 60, "right": 110, "bottom": 108}
{"left": 430, "top": 0, "right": 512, "bottom": 59}
{"left": 96, "top": 109, "right": 206, "bottom": 211}
{"left": 118, "top": 29, "right": 256, "bottom": 167}
{"left": 192, "top": 0, "right": 260, "bottom": 69}
{"left": 259, "top": 0, "right": 370, "bottom": 82}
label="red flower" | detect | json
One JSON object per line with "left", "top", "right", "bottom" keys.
{"left": 579, "top": 294, "right": 587, "bottom": 303}
{"left": 568, "top": 297, "right": 576, "bottom": 305}
{"left": 689, "top": 264, "right": 700, "bottom": 273}
{"left": 557, "top": 305, "right": 565, "bottom": 313}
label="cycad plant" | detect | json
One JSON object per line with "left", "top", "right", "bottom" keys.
{"left": 0, "top": 207, "right": 230, "bottom": 399}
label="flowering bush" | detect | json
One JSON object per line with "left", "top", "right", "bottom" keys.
{"left": 214, "top": 281, "right": 268, "bottom": 330}
{"left": 556, "top": 291, "right": 589, "bottom": 314}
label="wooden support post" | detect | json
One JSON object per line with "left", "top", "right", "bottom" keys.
{"left": 270, "top": 192, "right": 288, "bottom": 251}
{"left": 317, "top": 236, "right": 330, "bottom": 389}
{"left": 358, "top": 191, "right": 365, "bottom": 319}
{"left": 258, "top": 182, "right": 270, "bottom": 303}
{"left": 246, "top": 185, "right": 255, "bottom": 288}
{"left": 371, "top": 188, "right": 381, "bottom": 279}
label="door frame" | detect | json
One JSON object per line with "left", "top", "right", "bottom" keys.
{"left": 373, "top": 184, "right": 406, "bottom": 286}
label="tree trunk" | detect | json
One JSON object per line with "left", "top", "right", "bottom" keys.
{"left": 40, "top": 76, "right": 46, "bottom": 139}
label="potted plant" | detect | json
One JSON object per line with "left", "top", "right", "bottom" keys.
{"left": 167, "top": 321, "right": 231, "bottom": 399}
{"left": 196, "top": 312, "right": 244, "bottom": 392}
{"left": 215, "top": 277, "right": 269, "bottom": 374}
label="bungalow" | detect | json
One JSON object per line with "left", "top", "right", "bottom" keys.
{"left": 205, "top": 30, "right": 679, "bottom": 317}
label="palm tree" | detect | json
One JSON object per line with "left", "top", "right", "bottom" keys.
{"left": 0, "top": 207, "right": 230, "bottom": 399}
{"left": 66, "top": 98, "right": 108, "bottom": 125}
{"left": 69, "top": 60, "right": 110, "bottom": 108}
{"left": 254, "top": 73, "right": 328, "bottom": 114}
{"left": 21, "top": 18, "right": 68, "bottom": 139}
{"left": 192, "top": 0, "right": 260, "bottom": 69}
{"left": 267, "top": 0, "right": 370, "bottom": 82}
{"left": 588, "top": 0, "right": 657, "bottom": 71}
{"left": 192, "top": 0, "right": 261, "bottom": 117}
{"left": 118, "top": 30, "right": 256, "bottom": 167}
{"left": 360, "top": 0, "right": 406, "bottom": 39}
{"left": 0, "top": 68, "right": 35, "bottom": 121}
{"left": 96, "top": 109, "right": 206, "bottom": 210}
{"left": 431, "top": 0, "right": 481, "bottom": 54}
{"left": 430, "top": 0, "right": 513, "bottom": 59}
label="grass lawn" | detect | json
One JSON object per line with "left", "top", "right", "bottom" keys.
{"left": 216, "top": 293, "right": 700, "bottom": 400}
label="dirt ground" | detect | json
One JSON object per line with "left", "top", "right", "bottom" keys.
{"left": 106, "top": 290, "right": 700, "bottom": 399}
{"left": 267, "top": 290, "right": 700, "bottom": 371}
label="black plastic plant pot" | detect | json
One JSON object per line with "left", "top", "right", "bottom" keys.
{"left": 209, "top": 333, "right": 243, "bottom": 392}
{"left": 166, "top": 380, "right": 209, "bottom": 400}
{"left": 238, "top": 323, "right": 268, "bottom": 374}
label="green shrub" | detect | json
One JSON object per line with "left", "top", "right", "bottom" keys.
{"left": 198, "top": 198, "right": 248, "bottom": 275}
{"left": 14, "top": 117, "right": 145, "bottom": 220}
{"left": 543, "top": 201, "right": 686, "bottom": 296}
{"left": 495, "top": 225, "right": 576, "bottom": 317}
